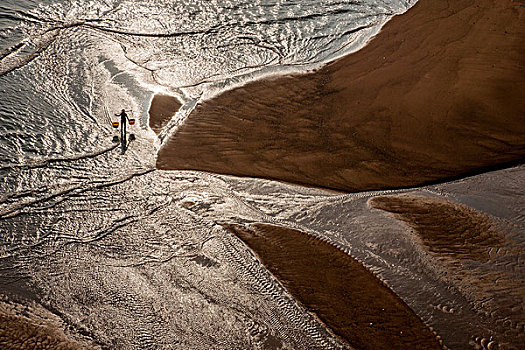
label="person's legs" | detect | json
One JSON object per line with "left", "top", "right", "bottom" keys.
{"left": 121, "top": 122, "right": 126, "bottom": 141}
{"left": 120, "top": 122, "right": 127, "bottom": 153}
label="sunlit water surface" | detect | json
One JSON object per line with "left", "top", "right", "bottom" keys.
{"left": 1, "top": 1, "right": 524, "bottom": 349}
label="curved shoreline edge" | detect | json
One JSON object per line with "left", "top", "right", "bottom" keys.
{"left": 156, "top": 0, "right": 525, "bottom": 193}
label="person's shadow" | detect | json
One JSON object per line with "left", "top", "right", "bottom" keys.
{"left": 112, "top": 134, "right": 135, "bottom": 154}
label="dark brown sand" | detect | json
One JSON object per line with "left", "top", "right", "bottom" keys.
{"left": 148, "top": 94, "right": 181, "bottom": 134}
{"left": 224, "top": 223, "right": 441, "bottom": 350}
{"left": 158, "top": 0, "right": 525, "bottom": 192}
{"left": 0, "top": 298, "right": 98, "bottom": 350}
{"left": 369, "top": 194, "right": 504, "bottom": 261}
{"left": 369, "top": 193, "right": 525, "bottom": 348}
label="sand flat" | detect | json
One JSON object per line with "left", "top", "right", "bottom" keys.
{"left": 148, "top": 94, "right": 181, "bottom": 135}
{"left": 0, "top": 297, "right": 100, "bottom": 349}
{"left": 369, "top": 192, "right": 525, "bottom": 348}
{"left": 157, "top": 0, "right": 525, "bottom": 192}
{"left": 369, "top": 194, "right": 505, "bottom": 261}
{"left": 224, "top": 223, "right": 441, "bottom": 350}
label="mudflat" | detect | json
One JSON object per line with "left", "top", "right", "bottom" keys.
{"left": 369, "top": 193, "right": 525, "bottom": 347}
{"left": 148, "top": 94, "right": 181, "bottom": 135}
{"left": 157, "top": 0, "right": 525, "bottom": 192}
{"left": 224, "top": 223, "right": 441, "bottom": 350}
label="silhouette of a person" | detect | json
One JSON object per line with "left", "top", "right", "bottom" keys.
{"left": 115, "top": 109, "right": 129, "bottom": 139}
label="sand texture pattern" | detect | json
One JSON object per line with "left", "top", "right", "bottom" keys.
{"left": 369, "top": 194, "right": 505, "bottom": 261}
{"left": 0, "top": 298, "right": 99, "bottom": 350}
{"left": 148, "top": 94, "right": 181, "bottom": 135}
{"left": 157, "top": 0, "right": 525, "bottom": 192}
{"left": 369, "top": 193, "right": 525, "bottom": 348}
{"left": 224, "top": 223, "right": 442, "bottom": 350}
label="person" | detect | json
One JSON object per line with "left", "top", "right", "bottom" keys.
{"left": 115, "top": 109, "right": 129, "bottom": 139}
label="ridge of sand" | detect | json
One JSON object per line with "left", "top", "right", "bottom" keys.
{"left": 0, "top": 297, "right": 100, "bottom": 349}
{"left": 157, "top": 0, "right": 525, "bottom": 192}
{"left": 369, "top": 194, "right": 504, "bottom": 261}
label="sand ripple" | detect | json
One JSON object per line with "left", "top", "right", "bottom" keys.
{"left": 224, "top": 222, "right": 441, "bottom": 350}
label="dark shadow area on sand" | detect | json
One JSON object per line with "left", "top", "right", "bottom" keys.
{"left": 223, "top": 222, "right": 441, "bottom": 350}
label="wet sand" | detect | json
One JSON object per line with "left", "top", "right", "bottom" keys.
{"left": 148, "top": 94, "right": 181, "bottom": 135}
{"left": 369, "top": 194, "right": 504, "bottom": 261}
{"left": 224, "top": 223, "right": 441, "bottom": 350}
{"left": 157, "top": 0, "right": 525, "bottom": 192}
{"left": 0, "top": 297, "right": 99, "bottom": 349}
{"left": 369, "top": 193, "right": 525, "bottom": 348}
